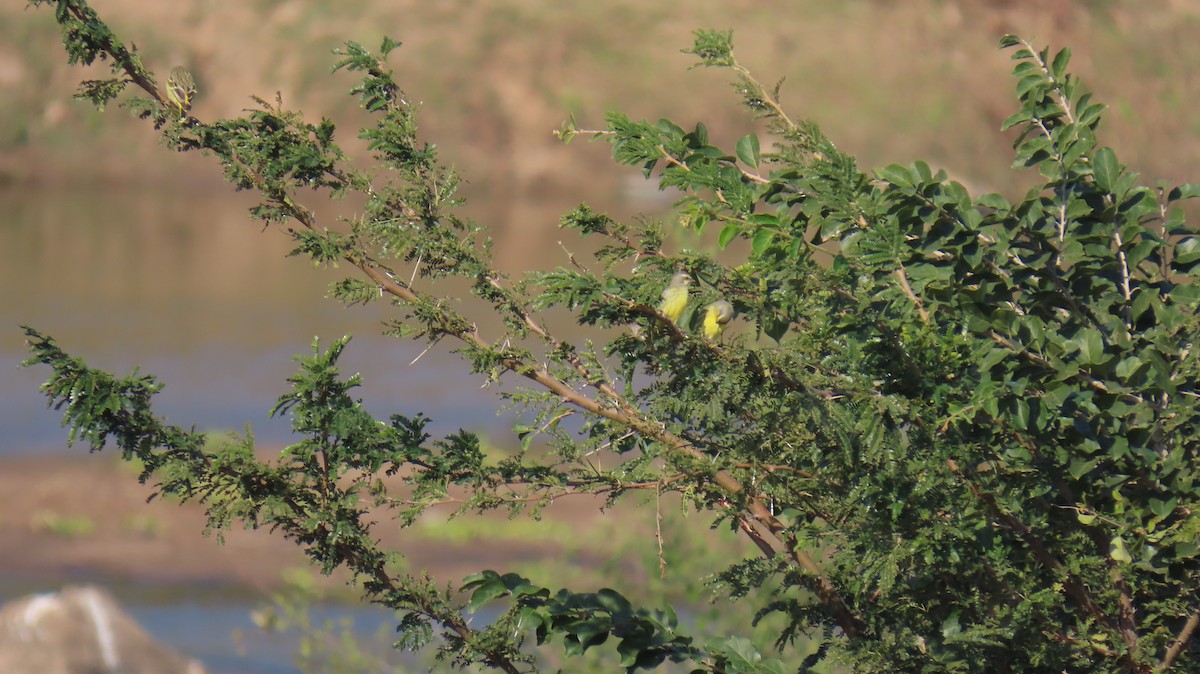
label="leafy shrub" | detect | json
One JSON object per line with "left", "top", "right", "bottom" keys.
{"left": 24, "top": 2, "right": 1200, "bottom": 671}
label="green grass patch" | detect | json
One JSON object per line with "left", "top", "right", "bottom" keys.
{"left": 414, "top": 511, "right": 573, "bottom": 544}
{"left": 31, "top": 510, "right": 96, "bottom": 537}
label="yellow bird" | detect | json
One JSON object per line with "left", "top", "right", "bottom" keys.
{"left": 658, "top": 272, "right": 691, "bottom": 324}
{"left": 703, "top": 299, "right": 734, "bottom": 339}
{"left": 165, "top": 66, "right": 196, "bottom": 116}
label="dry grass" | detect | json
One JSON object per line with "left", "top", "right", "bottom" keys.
{"left": 3, "top": 1, "right": 1196, "bottom": 205}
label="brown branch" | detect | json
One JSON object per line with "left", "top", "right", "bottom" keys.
{"left": 342, "top": 541, "right": 522, "bottom": 674}
{"left": 1160, "top": 609, "right": 1200, "bottom": 671}
{"left": 987, "top": 330, "right": 1154, "bottom": 409}
{"left": 51, "top": 2, "right": 871, "bottom": 663}
{"left": 656, "top": 144, "right": 769, "bottom": 184}
{"left": 215, "top": 135, "right": 867, "bottom": 638}
{"left": 731, "top": 462, "right": 817, "bottom": 479}
{"left": 383, "top": 475, "right": 688, "bottom": 509}
{"left": 893, "top": 267, "right": 930, "bottom": 324}
{"left": 357, "top": 228, "right": 863, "bottom": 636}
{"left": 1050, "top": 630, "right": 1121, "bottom": 660}
{"left": 66, "top": 4, "right": 164, "bottom": 106}
{"left": 728, "top": 61, "right": 796, "bottom": 130}
{"left": 656, "top": 481, "right": 667, "bottom": 580}
{"left": 80, "top": 16, "right": 862, "bottom": 637}
{"left": 948, "top": 459, "right": 1149, "bottom": 672}
{"left": 734, "top": 513, "right": 779, "bottom": 559}
{"left": 1061, "top": 483, "right": 1142, "bottom": 660}
{"left": 60, "top": 30, "right": 515, "bottom": 674}
{"left": 207, "top": 441, "right": 524, "bottom": 674}
{"left": 262, "top": 189, "right": 864, "bottom": 633}
{"left": 1112, "top": 570, "right": 1140, "bottom": 659}
{"left": 1017, "top": 37, "right": 1076, "bottom": 126}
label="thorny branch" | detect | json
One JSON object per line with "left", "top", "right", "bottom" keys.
{"left": 79, "top": 12, "right": 863, "bottom": 640}
{"left": 1160, "top": 608, "right": 1200, "bottom": 671}
{"left": 947, "top": 459, "right": 1149, "bottom": 673}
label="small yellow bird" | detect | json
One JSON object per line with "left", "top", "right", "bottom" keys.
{"left": 165, "top": 66, "right": 196, "bottom": 116}
{"left": 658, "top": 272, "right": 691, "bottom": 324}
{"left": 703, "top": 299, "right": 734, "bottom": 339}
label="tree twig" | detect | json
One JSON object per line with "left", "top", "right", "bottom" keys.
{"left": 1159, "top": 608, "right": 1200, "bottom": 671}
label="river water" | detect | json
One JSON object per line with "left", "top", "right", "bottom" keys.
{"left": 0, "top": 181, "right": 666, "bottom": 671}
{"left": 0, "top": 576, "right": 401, "bottom": 673}
{"left": 1, "top": 184, "right": 642, "bottom": 454}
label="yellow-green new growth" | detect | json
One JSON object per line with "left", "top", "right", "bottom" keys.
{"left": 165, "top": 66, "right": 196, "bottom": 116}
{"left": 703, "top": 299, "right": 734, "bottom": 338}
{"left": 658, "top": 272, "right": 691, "bottom": 324}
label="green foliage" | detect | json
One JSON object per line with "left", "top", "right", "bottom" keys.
{"left": 22, "top": 3, "right": 1200, "bottom": 673}
{"left": 31, "top": 510, "right": 96, "bottom": 537}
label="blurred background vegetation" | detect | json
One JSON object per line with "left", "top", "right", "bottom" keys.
{"left": 3, "top": 0, "right": 1197, "bottom": 222}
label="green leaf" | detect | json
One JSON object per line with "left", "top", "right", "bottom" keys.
{"left": 1068, "top": 457, "right": 1098, "bottom": 480}
{"left": 1016, "top": 73, "right": 1046, "bottom": 99}
{"left": 1050, "top": 47, "right": 1071, "bottom": 81}
{"left": 1125, "top": 239, "right": 1159, "bottom": 269}
{"left": 1063, "top": 198, "right": 1092, "bottom": 221}
{"left": 762, "top": 315, "right": 788, "bottom": 342}
{"left": 467, "top": 576, "right": 509, "bottom": 612}
{"left": 572, "top": 617, "right": 611, "bottom": 649}
{"left": 818, "top": 215, "right": 851, "bottom": 242}
{"left": 1073, "top": 329, "right": 1107, "bottom": 366}
{"left": 751, "top": 229, "right": 775, "bottom": 256}
{"left": 721, "top": 636, "right": 762, "bottom": 673}
{"left": 977, "top": 346, "right": 1009, "bottom": 373}
{"left": 941, "top": 610, "right": 962, "bottom": 638}
{"left": 735, "top": 134, "right": 761, "bottom": 169}
{"left": 718, "top": 223, "right": 740, "bottom": 249}
{"left": 1110, "top": 537, "right": 1133, "bottom": 563}
{"left": 1171, "top": 282, "right": 1200, "bottom": 306}
{"left": 515, "top": 607, "right": 544, "bottom": 633}
{"left": 1174, "top": 236, "right": 1200, "bottom": 267}
{"left": 913, "top": 160, "right": 934, "bottom": 183}
{"left": 595, "top": 588, "right": 632, "bottom": 615}
{"left": 976, "top": 193, "right": 1010, "bottom": 211}
{"left": 1078, "top": 101, "right": 1106, "bottom": 128}
{"left": 1093, "top": 147, "right": 1119, "bottom": 193}
{"left": 878, "top": 164, "right": 913, "bottom": 188}
{"left": 1169, "top": 183, "right": 1199, "bottom": 200}
{"left": 1000, "top": 109, "right": 1030, "bottom": 131}
{"left": 656, "top": 118, "right": 685, "bottom": 139}
{"left": 1149, "top": 497, "right": 1176, "bottom": 520}
{"left": 1114, "top": 355, "right": 1144, "bottom": 382}
{"left": 379, "top": 35, "right": 401, "bottom": 56}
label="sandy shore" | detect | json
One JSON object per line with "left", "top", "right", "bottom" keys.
{"left": 0, "top": 452, "right": 602, "bottom": 593}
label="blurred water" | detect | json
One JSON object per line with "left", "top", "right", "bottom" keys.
{"left": 0, "top": 186, "right": 548, "bottom": 455}
{"left": 131, "top": 601, "right": 400, "bottom": 674}
{"left": 0, "top": 577, "right": 397, "bottom": 674}
{"left": 0, "top": 181, "right": 672, "bottom": 667}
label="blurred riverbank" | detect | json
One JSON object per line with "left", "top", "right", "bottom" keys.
{"left": 3, "top": 1, "right": 1196, "bottom": 201}
{"left": 0, "top": 451, "right": 610, "bottom": 590}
